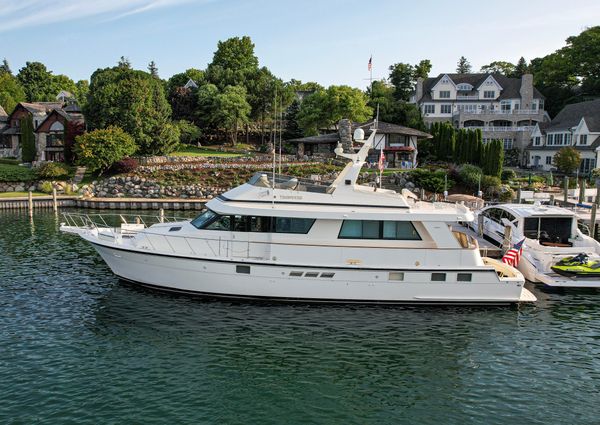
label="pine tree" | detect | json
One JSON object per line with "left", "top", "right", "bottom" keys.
{"left": 20, "top": 115, "right": 36, "bottom": 162}
{"left": 148, "top": 61, "right": 159, "bottom": 78}
{"left": 456, "top": 56, "right": 472, "bottom": 73}
{"left": 514, "top": 57, "right": 529, "bottom": 77}
{"left": 118, "top": 56, "right": 131, "bottom": 69}
{"left": 0, "top": 58, "right": 11, "bottom": 75}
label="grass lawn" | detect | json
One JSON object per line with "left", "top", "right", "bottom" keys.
{"left": 0, "top": 191, "right": 47, "bottom": 198}
{"left": 171, "top": 145, "right": 244, "bottom": 158}
{"left": 0, "top": 163, "right": 37, "bottom": 182}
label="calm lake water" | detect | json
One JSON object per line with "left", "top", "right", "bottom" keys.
{"left": 1, "top": 210, "right": 600, "bottom": 424}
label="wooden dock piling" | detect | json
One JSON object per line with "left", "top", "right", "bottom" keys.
{"left": 52, "top": 188, "right": 58, "bottom": 213}
{"left": 28, "top": 191, "right": 33, "bottom": 217}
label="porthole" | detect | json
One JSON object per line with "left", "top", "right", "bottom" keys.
{"left": 431, "top": 273, "right": 446, "bottom": 282}
{"left": 457, "top": 273, "right": 472, "bottom": 282}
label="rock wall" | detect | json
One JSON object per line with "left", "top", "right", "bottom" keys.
{"left": 84, "top": 176, "right": 227, "bottom": 199}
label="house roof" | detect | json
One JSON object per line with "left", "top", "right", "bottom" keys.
{"left": 418, "top": 73, "right": 545, "bottom": 102}
{"left": 0, "top": 106, "right": 7, "bottom": 117}
{"left": 545, "top": 99, "right": 600, "bottom": 133}
{"left": 18, "top": 102, "right": 64, "bottom": 115}
{"left": 287, "top": 120, "right": 432, "bottom": 144}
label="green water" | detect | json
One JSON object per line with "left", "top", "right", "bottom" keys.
{"left": 1, "top": 210, "right": 600, "bottom": 424}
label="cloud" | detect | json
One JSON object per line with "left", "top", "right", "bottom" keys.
{"left": 0, "top": 0, "right": 198, "bottom": 32}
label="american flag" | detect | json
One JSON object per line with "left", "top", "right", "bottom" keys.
{"left": 378, "top": 148, "right": 385, "bottom": 171}
{"left": 502, "top": 238, "right": 525, "bottom": 267}
{"left": 368, "top": 56, "right": 372, "bottom": 71}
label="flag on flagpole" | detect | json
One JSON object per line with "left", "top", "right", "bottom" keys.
{"left": 368, "top": 56, "right": 372, "bottom": 71}
{"left": 378, "top": 148, "right": 385, "bottom": 172}
{"left": 502, "top": 238, "right": 525, "bottom": 267}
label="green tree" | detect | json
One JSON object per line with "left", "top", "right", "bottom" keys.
{"left": 74, "top": 127, "right": 137, "bottom": 174}
{"left": 564, "top": 26, "right": 600, "bottom": 95}
{"left": 51, "top": 74, "right": 78, "bottom": 99}
{"left": 206, "top": 36, "right": 259, "bottom": 90}
{"left": 84, "top": 66, "right": 176, "bottom": 155}
{"left": 20, "top": 115, "right": 36, "bottom": 162}
{"left": 148, "top": 61, "right": 159, "bottom": 78}
{"left": 166, "top": 68, "right": 205, "bottom": 94}
{"left": 480, "top": 61, "right": 515, "bottom": 75}
{"left": 388, "top": 63, "right": 415, "bottom": 101}
{"left": 414, "top": 59, "right": 432, "bottom": 79}
{"left": 283, "top": 99, "right": 303, "bottom": 140}
{"left": 175, "top": 120, "right": 201, "bottom": 144}
{"left": 196, "top": 83, "right": 220, "bottom": 129}
{"left": 553, "top": 146, "right": 581, "bottom": 175}
{"left": 514, "top": 57, "right": 529, "bottom": 77}
{"left": 214, "top": 85, "right": 251, "bottom": 145}
{"left": 74, "top": 80, "right": 89, "bottom": 107}
{"left": 0, "top": 58, "right": 11, "bottom": 75}
{"left": 118, "top": 56, "right": 131, "bottom": 69}
{"left": 0, "top": 73, "right": 26, "bottom": 113}
{"left": 456, "top": 56, "right": 472, "bottom": 73}
{"left": 16, "top": 62, "right": 55, "bottom": 101}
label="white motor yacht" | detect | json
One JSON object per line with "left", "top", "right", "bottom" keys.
{"left": 60, "top": 127, "right": 534, "bottom": 304}
{"left": 471, "top": 203, "right": 600, "bottom": 288}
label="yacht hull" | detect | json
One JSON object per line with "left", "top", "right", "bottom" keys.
{"left": 90, "top": 241, "right": 530, "bottom": 305}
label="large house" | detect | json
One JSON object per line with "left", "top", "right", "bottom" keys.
{"left": 287, "top": 120, "right": 432, "bottom": 169}
{"left": 527, "top": 99, "right": 600, "bottom": 174}
{"left": 0, "top": 101, "right": 84, "bottom": 162}
{"left": 411, "top": 73, "right": 549, "bottom": 164}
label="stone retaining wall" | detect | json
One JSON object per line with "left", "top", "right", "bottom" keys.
{"left": 85, "top": 176, "right": 226, "bottom": 199}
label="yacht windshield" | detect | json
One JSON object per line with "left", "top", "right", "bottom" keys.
{"left": 191, "top": 210, "right": 217, "bottom": 229}
{"left": 523, "top": 217, "right": 573, "bottom": 246}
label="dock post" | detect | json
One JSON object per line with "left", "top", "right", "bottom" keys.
{"left": 159, "top": 208, "right": 165, "bottom": 223}
{"left": 52, "top": 188, "right": 58, "bottom": 213}
{"left": 420, "top": 189, "right": 425, "bottom": 201}
{"left": 478, "top": 214, "right": 484, "bottom": 237}
{"left": 517, "top": 187, "right": 522, "bottom": 204}
{"left": 28, "top": 191, "right": 33, "bottom": 217}
{"left": 550, "top": 194, "right": 555, "bottom": 206}
{"left": 592, "top": 204, "right": 598, "bottom": 240}
{"left": 563, "top": 177, "right": 569, "bottom": 204}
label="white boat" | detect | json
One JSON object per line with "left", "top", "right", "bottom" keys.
{"left": 471, "top": 203, "right": 600, "bottom": 288}
{"left": 60, "top": 126, "right": 534, "bottom": 305}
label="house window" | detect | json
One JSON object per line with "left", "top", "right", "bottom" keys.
{"left": 439, "top": 90, "right": 451, "bottom": 98}
{"left": 503, "top": 138, "right": 514, "bottom": 149}
{"left": 500, "top": 101, "right": 511, "bottom": 112}
{"left": 441, "top": 104, "right": 452, "bottom": 114}
{"left": 423, "top": 104, "right": 435, "bottom": 114}
{"left": 531, "top": 101, "right": 538, "bottom": 111}
{"left": 548, "top": 134, "right": 554, "bottom": 145}
{"left": 457, "top": 83, "right": 473, "bottom": 91}
{"left": 580, "top": 158, "right": 596, "bottom": 174}
{"left": 0, "top": 136, "right": 11, "bottom": 148}
{"left": 46, "top": 134, "right": 64, "bottom": 147}
{"left": 565, "top": 133, "right": 572, "bottom": 145}
{"left": 580, "top": 135, "right": 588, "bottom": 145}
{"left": 546, "top": 156, "right": 552, "bottom": 165}
{"left": 534, "top": 136, "right": 541, "bottom": 146}
{"left": 484, "top": 91, "right": 495, "bottom": 99}
{"left": 539, "top": 100, "right": 544, "bottom": 110}
{"left": 388, "top": 134, "right": 408, "bottom": 147}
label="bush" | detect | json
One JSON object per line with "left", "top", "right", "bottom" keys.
{"left": 0, "top": 163, "right": 36, "bottom": 182}
{"left": 458, "top": 164, "right": 483, "bottom": 189}
{"left": 176, "top": 120, "right": 202, "bottom": 145}
{"left": 39, "top": 181, "right": 54, "bottom": 194}
{"left": 36, "top": 162, "right": 70, "bottom": 179}
{"left": 501, "top": 169, "right": 517, "bottom": 182}
{"left": 74, "top": 127, "right": 137, "bottom": 174}
{"left": 481, "top": 175, "right": 502, "bottom": 191}
{"left": 0, "top": 158, "right": 19, "bottom": 165}
{"left": 499, "top": 186, "right": 515, "bottom": 202}
{"left": 110, "top": 157, "right": 139, "bottom": 174}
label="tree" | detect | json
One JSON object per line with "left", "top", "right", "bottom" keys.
{"left": 367, "top": 80, "right": 425, "bottom": 129}
{"left": 564, "top": 26, "right": 600, "bottom": 95}
{"left": 196, "top": 83, "right": 220, "bottom": 129}
{"left": 16, "top": 62, "right": 55, "bottom": 101}
{"left": 456, "top": 56, "right": 472, "bottom": 73}
{"left": 51, "top": 74, "right": 77, "bottom": 99}
{"left": 553, "top": 147, "right": 581, "bottom": 175}
{"left": 283, "top": 99, "right": 303, "bottom": 140}
{"left": 20, "top": 115, "right": 36, "bottom": 162}
{"left": 74, "top": 127, "right": 137, "bottom": 174}
{"left": 166, "top": 68, "right": 205, "bottom": 95}
{"left": 206, "top": 36, "right": 259, "bottom": 90}
{"left": 148, "top": 61, "right": 159, "bottom": 78}
{"left": 480, "top": 61, "right": 515, "bottom": 75}
{"left": 214, "top": 85, "right": 251, "bottom": 145}
{"left": 64, "top": 120, "right": 85, "bottom": 164}
{"left": 84, "top": 66, "right": 176, "bottom": 155}
{"left": 482, "top": 139, "right": 503, "bottom": 177}
{"left": 0, "top": 58, "right": 11, "bottom": 75}
{"left": 74, "top": 80, "right": 89, "bottom": 108}
{"left": 0, "top": 73, "right": 26, "bottom": 113}
{"left": 414, "top": 60, "right": 432, "bottom": 79}
{"left": 170, "top": 86, "right": 197, "bottom": 122}
{"left": 388, "top": 63, "right": 415, "bottom": 101}
{"left": 118, "top": 56, "right": 131, "bottom": 69}
{"left": 175, "top": 120, "right": 202, "bottom": 145}
{"left": 514, "top": 57, "right": 529, "bottom": 77}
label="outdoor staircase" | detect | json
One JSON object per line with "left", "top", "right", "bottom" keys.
{"left": 73, "top": 167, "right": 87, "bottom": 184}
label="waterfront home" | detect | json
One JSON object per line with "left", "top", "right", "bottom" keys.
{"left": 287, "top": 120, "right": 432, "bottom": 168}
{"left": 0, "top": 100, "right": 84, "bottom": 162}
{"left": 526, "top": 99, "right": 600, "bottom": 173}
{"left": 411, "top": 73, "right": 549, "bottom": 165}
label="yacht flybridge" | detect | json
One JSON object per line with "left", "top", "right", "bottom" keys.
{"left": 60, "top": 126, "right": 535, "bottom": 304}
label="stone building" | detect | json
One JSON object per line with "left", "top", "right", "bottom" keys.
{"left": 526, "top": 99, "right": 600, "bottom": 173}
{"left": 411, "top": 73, "right": 549, "bottom": 165}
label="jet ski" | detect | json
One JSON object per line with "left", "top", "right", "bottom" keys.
{"left": 551, "top": 253, "right": 600, "bottom": 278}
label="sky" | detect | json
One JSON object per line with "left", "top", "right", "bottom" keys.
{"left": 0, "top": 0, "right": 599, "bottom": 89}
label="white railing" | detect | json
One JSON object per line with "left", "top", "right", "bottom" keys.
{"left": 456, "top": 95, "right": 480, "bottom": 100}
{"left": 465, "top": 126, "right": 535, "bottom": 132}
{"left": 454, "top": 109, "right": 542, "bottom": 116}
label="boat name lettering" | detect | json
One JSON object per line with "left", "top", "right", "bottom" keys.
{"left": 280, "top": 195, "right": 303, "bottom": 200}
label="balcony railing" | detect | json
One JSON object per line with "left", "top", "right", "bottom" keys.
{"left": 455, "top": 95, "right": 480, "bottom": 100}
{"left": 453, "top": 109, "right": 542, "bottom": 116}
{"left": 465, "top": 126, "right": 535, "bottom": 132}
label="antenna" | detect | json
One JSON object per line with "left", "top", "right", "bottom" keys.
{"left": 278, "top": 98, "right": 283, "bottom": 175}
{"left": 272, "top": 87, "right": 277, "bottom": 207}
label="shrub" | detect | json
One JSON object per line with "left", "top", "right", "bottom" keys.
{"left": 36, "top": 162, "right": 70, "bottom": 179}
{"left": 420, "top": 175, "right": 454, "bottom": 193}
{"left": 0, "top": 163, "right": 36, "bottom": 182}
{"left": 458, "top": 164, "right": 483, "bottom": 189}
{"left": 176, "top": 120, "right": 202, "bottom": 145}
{"left": 74, "top": 127, "right": 137, "bottom": 174}
{"left": 481, "top": 175, "right": 502, "bottom": 191}
{"left": 0, "top": 158, "right": 19, "bottom": 165}
{"left": 499, "top": 186, "right": 515, "bottom": 202}
{"left": 110, "top": 157, "right": 139, "bottom": 174}
{"left": 39, "top": 181, "right": 54, "bottom": 194}
{"left": 501, "top": 169, "right": 516, "bottom": 182}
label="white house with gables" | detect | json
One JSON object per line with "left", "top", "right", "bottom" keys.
{"left": 411, "top": 73, "right": 549, "bottom": 164}
{"left": 527, "top": 99, "right": 600, "bottom": 173}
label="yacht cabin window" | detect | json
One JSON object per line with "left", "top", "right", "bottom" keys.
{"left": 191, "top": 209, "right": 315, "bottom": 234}
{"left": 338, "top": 220, "right": 421, "bottom": 240}
{"left": 523, "top": 217, "right": 573, "bottom": 246}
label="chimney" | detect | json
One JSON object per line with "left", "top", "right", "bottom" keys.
{"left": 416, "top": 77, "right": 424, "bottom": 102}
{"left": 338, "top": 119, "right": 353, "bottom": 153}
{"left": 520, "top": 74, "right": 533, "bottom": 111}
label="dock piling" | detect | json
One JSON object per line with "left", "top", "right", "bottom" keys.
{"left": 159, "top": 208, "right": 165, "bottom": 223}
{"left": 563, "top": 177, "right": 569, "bottom": 203}
{"left": 592, "top": 204, "right": 598, "bottom": 239}
{"left": 28, "top": 191, "right": 33, "bottom": 217}
{"left": 52, "top": 188, "right": 58, "bottom": 213}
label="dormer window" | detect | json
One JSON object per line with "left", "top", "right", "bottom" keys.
{"left": 457, "top": 83, "right": 473, "bottom": 91}
{"left": 441, "top": 77, "right": 450, "bottom": 84}
{"left": 439, "top": 90, "right": 450, "bottom": 98}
